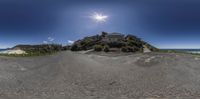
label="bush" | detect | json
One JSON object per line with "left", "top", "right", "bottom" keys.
{"left": 121, "top": 46, "right": 135, "bottom": 52}
{"left": 121, "top": 47, "right": 128, "bottom": 52}
{"left": 125, "top": 34, "right": 138, "bottom": 41}
{"left": 107, "top": 42, "right": 123, "bottom": 48}
{"left": 62, "top": 46, "right": 71, "bottom": 50}
{"left": 103, "top": 45, "right": 110, "bottom": 52}
{"left": 94, "top": 45, "right": 103, "bottom": 51}
{"left": 126, "top": 46, "right": 135, "bottom": 52}
{"left": 71, "top": 45, "right": 79, "bottom": 51}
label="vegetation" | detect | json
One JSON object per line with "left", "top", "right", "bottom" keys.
{"left": 70, "top": 32, "right": 158, "bottom": 52}
{"left": 0, "top": 44, "right": 63, "bottom": 57}
{"left": 0, "top": 52, "right": 55, "bottom": 57}
{"left": 94, "top": 45, "right": 103, "bottom": 51}
{"left": 107, "top": 42, "right": 125, "bottom": 48}
{"left": 121, "top": 47, "right": 128, "bottom": 52}
{"left": 14, "top": 44, "right": 62, "bottom": 53}
{"left": 121, "top": 46, "right": 135, "bottom": 52}
{"left": 0, "top": 32, "right": 159, "bottom": 57}
{"left": 71, "top": 44, "right": 79, "bottom": 51}
{"left": 103, "top": 45, "right": 110, "bottom": 52}
{"left": 62, "top": 45, "right": 71, "bottom": 51}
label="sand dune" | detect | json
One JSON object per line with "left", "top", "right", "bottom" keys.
{"left": 0, "top": 51, "right": 200, "bottom": 99}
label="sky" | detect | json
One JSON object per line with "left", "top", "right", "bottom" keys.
{"left": 0, "top": 0, "right": 200, "bottom": 49}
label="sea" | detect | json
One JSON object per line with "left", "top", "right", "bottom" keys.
{"left": 163, "top": 49, "right": 200, "bottom": 54}
{"left": 0, "top": 49, "right": 6, "bottom": 51}
{"left": 0, "top": 49, "right": 7, "bottom": 53}
{"left": 1, "top": 49, "right": 200, "bottom": 54}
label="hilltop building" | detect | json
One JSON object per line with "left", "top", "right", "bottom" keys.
{"left": 102, "top": 32, "right": 124, "bottom": 43}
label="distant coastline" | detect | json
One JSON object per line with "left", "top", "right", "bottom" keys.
{"left": 0, "top": 49, "right": 27, "bottom": 55}
{"left": 0, "top": 49, "right": 7, "bottom": 51}
{"left": 162, "top": 49, "right": 200, "bottom": 54}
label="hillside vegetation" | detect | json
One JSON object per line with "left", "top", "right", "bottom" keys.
{"left": 71, "top": 32, "right": 158, "bottom": 52}
{"left": 12, "top": 44, "right": 62, "bottom": 56}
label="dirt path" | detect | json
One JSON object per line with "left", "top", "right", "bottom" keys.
{"left": 0, "top": 51, "right": 200, "bottom": 99}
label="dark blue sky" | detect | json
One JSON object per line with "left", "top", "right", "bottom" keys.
{"left": 1, "top": 0, "right": 200, "bottom": 48}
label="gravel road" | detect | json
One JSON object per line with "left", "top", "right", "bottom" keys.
{"left": 0, "top": 51, "right": 200, "bottom": 99}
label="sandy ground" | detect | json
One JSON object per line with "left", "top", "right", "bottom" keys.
{"left": 0, "top": 51, "right": 200, "bottom": 99}
{"left": 143, "top": 45, "right": 151, "bottom": 53}
{"left": 0, "top": 49, "right": 26, "bottom": 54}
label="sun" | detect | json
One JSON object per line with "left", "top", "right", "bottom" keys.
{"left": 91, "top": 12, "right": 108, "bottom": 22}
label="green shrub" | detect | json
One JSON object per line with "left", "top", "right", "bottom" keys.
{"left": 108, "top": 42, "right": 125, "bottom": 48}
{"left": 125, "top": 34, "right": 138, "bottom": 41}
{"left": 71, "top": 45, "right": 79, "bottom": 51}
{"left": 121, "top": 47, "right": 128, "bottom": 52}
{"left": 94, "top": 45, "right": 103, "bottom": 51}
{"left": 121, "top": 46, "right": 135, "bottom": 52}
{"left": 127, "top": 46, "right": 135, "bottom": 52}
{"left": 62, "top": 46, "right": 71, "bottom": 50}
{"left": 68, "top": 33, "right": 158, "bottom": 52}
{"left": 103, "top": 45, "right": 110, "bottom": 52}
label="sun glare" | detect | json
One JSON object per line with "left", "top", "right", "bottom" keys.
{"left": 91, "top": 12, "right": 108, "bottom": 22}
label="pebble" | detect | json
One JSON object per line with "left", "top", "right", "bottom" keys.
{"left": 194, "top": 57, "right": 199, "bottom": 61}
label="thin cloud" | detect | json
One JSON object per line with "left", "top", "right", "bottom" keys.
{"left": 67, "top": 40, "right": 74, "bottom": 44}
{"left": 43, "top": 36, "right": 55, "bottom": 44}
{"left": 48, "top": 37, "right": 54, "bottom": 42}
{"left": 43, "top": 41, "right": 48, "bottom": 44}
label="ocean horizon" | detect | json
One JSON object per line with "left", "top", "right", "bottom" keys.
{"left": 0, "top": 49, "right": 6, "bottom": 51}
{"left": 1, "top": 48, "right": 200, "bottom": 54}
{"left": 0, "top": 49, "right": 6, "bottom": 53}
{"left": 162, "top": 49, "right": 200, "bottom": 54}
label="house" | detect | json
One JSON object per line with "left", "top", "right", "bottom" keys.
{"left": 102, "top": 32, "right": 124, "bottom": 43}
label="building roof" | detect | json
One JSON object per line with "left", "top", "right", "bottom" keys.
{"left": 110, "top": 32, "right": 124, "bottom": 36}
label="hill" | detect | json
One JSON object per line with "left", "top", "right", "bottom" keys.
{"left": 12, "top": 44, "right": 62, "bottom": 55}
{"left": 70, "top": 32, "right": 158, "bottom": 52}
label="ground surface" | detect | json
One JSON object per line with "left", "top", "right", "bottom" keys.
{"left": 0, "top": 51, "right": 200, "bottom": 99}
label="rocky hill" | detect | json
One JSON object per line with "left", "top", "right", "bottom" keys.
{"left": 71, "top": 32, "right": 158, "bottom": 52}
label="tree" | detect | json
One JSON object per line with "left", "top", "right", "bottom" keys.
{"left": 103, "top": 45, "right": 110, "bottom": 52}
{"left": 71, "top": 45, "right": 79, "bottom": 51}
{"left": 101, "top": 31, "right": 108, "bottom": 37}
{"left": 94, "top": 45, "right": 103, "bottom": 51}
{"left": 121, "top": 47, "right": 128, "bottom": 52}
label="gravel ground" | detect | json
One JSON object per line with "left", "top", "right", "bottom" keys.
{"left": 0, "top": 51, "right": 200, "bottom": 99}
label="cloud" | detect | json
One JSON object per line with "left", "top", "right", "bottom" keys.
{"left": 43, "top": 36, "right": 55, "bottom": 44}
{"left": 43, "top": 41, "right": 48, "bottom": 44}
{"left": 67, "top": 40, "right": 74, "bottom": 44}
{"left": 48, "top": 37, "right": 54, "bottom": 42}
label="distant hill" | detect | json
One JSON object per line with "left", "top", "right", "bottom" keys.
{"left": 12, "top": 44, "right": 63, "bottom": 55}
{"left": 70, "top": 32, "right": 158, "bottom": 52}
